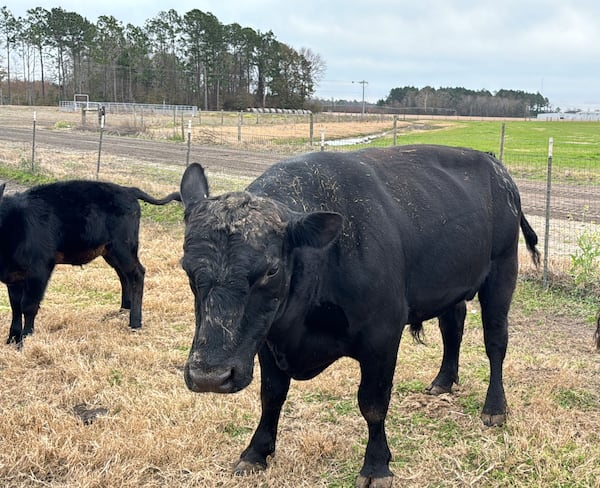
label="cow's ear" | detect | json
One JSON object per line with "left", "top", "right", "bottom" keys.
{"left": 288, "top": 211, "right": 343, "bottom": 249}
{"left": 0, "top": 183, "right": 5, "bottom": 200}
{"left": 180, "top": 163, "right": 209, "bottom": 209}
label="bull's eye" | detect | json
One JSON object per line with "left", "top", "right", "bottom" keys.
{"left": 257, "top": 263, "right": 280, "bottom": 286}
{"left": 266, "top": 263, "right": 280, "bottom": 278}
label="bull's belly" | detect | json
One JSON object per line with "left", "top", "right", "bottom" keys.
{"left": 406, "top": 284, "right": 480, "bottom": 322}
{"left": 55, "top": 245, "right": 106, "bottom": 265}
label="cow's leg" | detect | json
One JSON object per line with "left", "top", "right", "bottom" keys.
{"left": 426, "top": 301, "right": 466, "bottom": 395}
{"left": 234, "top": 344, "right": 290, "bottom": 474}
{"left": 104, "top": 250, "right": 145, "bottom": 329}
{"left": 103, "top": 256, "right": 132, "bottom": 310}
{"left": 6, "top": 283, "right": 24, "bottom": 344}
{"left": 7, "top": 273, "right": 51, "bottom": 345}
{"left": 477, "top": 255, "right": 518, "bottom": 426}
{"left": 355, "top": 333, "right": 401, "bottom": 488}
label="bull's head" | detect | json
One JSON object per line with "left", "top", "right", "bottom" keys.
{"left": 179, "top": 164, "right": 342, "bottom": 393}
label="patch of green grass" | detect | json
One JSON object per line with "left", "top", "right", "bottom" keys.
{"left": 140, "top": 201, "right": 184, "bottom": 225}
{"left": 457, "top": 391, "right": 483, "bottom": 416}
{"left": 0, "top": 165, "right": 56, "bottom": 186}
{"left": 395, "top": 379, "right": 427, "bottom": 395}
{"left": 301, "top": 391, "right": 356, "bottom": 422}
{"left": 341, "top": 120, "right": 600, "bottom": 185}
{"left": 109, "top": 368, "right": 123, "bottom": 386}
{"left": 222, "top": 422, "right": 253, "bottom": 438}
{"left": 54, "top": 120, "right": 72, "bottom": 129}
{"left": 569, "top": 230, "right": 600, "bottom": 292}
{"left": 553, "top": 387, "right": 598, "bottom": 410}
{"left": 515, "top": 279, "right": 598, "bottom": 319}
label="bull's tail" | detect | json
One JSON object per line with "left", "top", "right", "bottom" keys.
{"left": 520, "top": 213, "right": 541, "bottom": 267}
{"left": 131, "top": 188, "right": 181, "bottom": 205}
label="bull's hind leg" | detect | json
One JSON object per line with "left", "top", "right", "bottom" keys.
{"left": 109, "top": 264, "right": 132, "bottom": 311}
{"left": 427, "top": 301, "right": 466, "bottom": 395}
{"left": 104, "top": 250, "right": 145, "bottom": 330}
{"left": 477, "top": 254, "right": 518, "bottom": 426}
{"left": 7, "top": 272, "right": 51, "bottom": 345}
{"left": 6, "top": 283, "right": 24, "bottom": 344}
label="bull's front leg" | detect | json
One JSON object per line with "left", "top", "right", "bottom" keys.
{"left": 234, "top": 344, "right": 290, "bottom": 474}
{"left": 6, "top": 283, "right": 24, "bottom": 345}
{"left": 355, "top": 333, "right": 401, "bottom": 488}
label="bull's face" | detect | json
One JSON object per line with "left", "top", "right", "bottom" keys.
{"left": 179, "top": 164, "right": 342, "bottom": 394}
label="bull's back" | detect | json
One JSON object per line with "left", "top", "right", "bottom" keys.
{"left": 31, "top": 181, "right": 140, "bottom": 251}
{"left": 251, "top": 145, "right": 516, "bottom": 231}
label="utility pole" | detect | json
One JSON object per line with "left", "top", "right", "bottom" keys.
{"left": 352, "top": 80, "right": 368, "bottom": 115}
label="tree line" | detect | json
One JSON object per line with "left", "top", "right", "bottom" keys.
{"left": 0, "top": 6, "right": 325, "bottom": 110}
{"left": 376, "top": 86, "right": 550, "bottom": 118}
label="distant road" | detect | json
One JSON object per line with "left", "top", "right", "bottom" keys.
{"left": 0, "top": 125, "right": 597, "bottom": 222}
{"left": 0, "top": 126, "right": 281, "bottom": 178}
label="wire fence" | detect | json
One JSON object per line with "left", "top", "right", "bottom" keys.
{"left": 180, "top": 113, "right": 600, "bottom": 287}
{"left": 4, "top": 107, "right": 599, "bottom": 290}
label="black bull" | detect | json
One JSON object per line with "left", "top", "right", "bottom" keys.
{"left": 179, "top": 145, "right": 540, "bottom": 487}
{"left": 0, "top": 180, "right": 180, "bottom": 345}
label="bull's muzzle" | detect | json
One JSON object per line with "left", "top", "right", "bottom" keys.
{"left": 184, "top": 360, "right": 236, "bottom": 393}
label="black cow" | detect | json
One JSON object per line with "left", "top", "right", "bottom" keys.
{"left": 0, "top": 180, "right": 180, "bottom": 345}
{"left": 179, "top": 145, "right": 540, "bottom": 487}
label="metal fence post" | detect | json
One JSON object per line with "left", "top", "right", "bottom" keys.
{"left": 238, "top": 112, "right": 242, "bottom": 142}
{"left": 393, "top": 115, "right": 398, "bottom": 146}
{"left": 542, "top": 137, "right": 553, "bottom": 288}
{"left": 31, "top": 111, "right": 37, "bottom": 172}
{"left": 96, "top": 114, "right": 105, "bottom": 179}
{"left": 186, "top": 120, "right": 192, "bottom": 166}
{"left": 499, "top": 122, "right": 506, "bottom": 162}
{"left": 309, "top": 113, "right": 314, "bottom": 146}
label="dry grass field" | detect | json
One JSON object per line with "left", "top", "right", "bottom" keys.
{"left": 0, "top": 104, "right": 408, "bottom": 147}
{"left": 0, "top": 218, "right": 598, "bottom": 488}
{"left": 0, "top": 107, "right": 599, "bottom": 487}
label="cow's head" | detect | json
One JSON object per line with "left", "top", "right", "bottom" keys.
{"left": 179, "top": 164, "right": 343, "bottom": 393}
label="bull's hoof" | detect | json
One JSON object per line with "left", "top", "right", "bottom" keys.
{"left": 233, "top": 458, "right": 266, "bottom": 475}
{"left": 355, "top": 474, "right": 394, "bottom": 488}
{"left": 481, "top": 412, "right": 506, "bottom": 426}
{"left": 6, "top": 334, "right": 24, "bottom": 348}
{"left": 426, "top": 383, "right": 452, "bottom": 395}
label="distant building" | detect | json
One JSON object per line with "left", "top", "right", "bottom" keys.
{"left": 537, "top": 112, "right": 600, "bottom": 121}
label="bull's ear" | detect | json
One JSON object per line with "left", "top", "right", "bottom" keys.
{"left": 180, "top": 163, "right": 209, "bottom": 209}
{"left": 288, "top": 211, "right": 343, "bottom": 249}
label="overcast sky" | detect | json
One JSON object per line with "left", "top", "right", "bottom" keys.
{"left": 4, "top": 0, "right": 599, "bottom": 110}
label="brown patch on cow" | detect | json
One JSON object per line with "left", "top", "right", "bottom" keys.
{"left": 55, "top": 245, "right": 107, "bottom": 265}
{"left": 5, "top": 270, "right": 26, "bottom": 283}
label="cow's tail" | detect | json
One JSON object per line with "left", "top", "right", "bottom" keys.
{"left": 131, "top": 188, "right": 182, "bottom": 205}
{"left": 520, "top": 213, "right": 541, "bottom": 267}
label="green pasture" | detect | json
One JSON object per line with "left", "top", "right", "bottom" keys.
{"left": 381, "top": 120, "right": 600, "bottom": 162}
{"left": 354, "top": 119, "right": 600, "bottom": 184}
